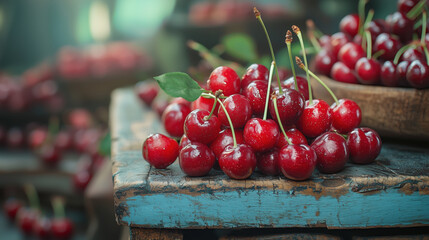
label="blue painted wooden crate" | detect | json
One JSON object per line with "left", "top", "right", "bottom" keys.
{"left": 111, "top": 88, "right": 429, "bottom": 229}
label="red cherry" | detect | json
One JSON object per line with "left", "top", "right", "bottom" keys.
{"left": 366, "top": 20, "right": 387, "bottom": 45}
{"left": 381, "top": 61, "right": 400, "bottom": 87}
{"left": 281, "top": 76, "right": 311, "bottom": 100}
{"left": 355, "top": 58, "right": 381, "bottom": 85}
{"left": 142, "top": 133, "right": 179, "bottom": 169}
{"left": 38, "top": 144, "right": 62, "bottom": 167}
{"left": 242, "top": 80, "right": 270, "bottom": 117}
{"left": 51, "top": 218, "right": 74, "bottom": 240}
{"left": 314, "top": 49, "right": 337, "bottom": 76}
{"left": 17, "top": 208, "right": 39, "bottom": 235}
{"left": 278, "top": 144, "right": 317, "bottom": 181}
{"left": 400, "top": 48, "right": 425, "bottom": 62}
{"left": 398, "top": 0, "right": 419, "bottom": 14}
{"left": 311, "top": 132, "right": 348, "bottom": 173}
{"left": 184, "top": 109, "right": 220, "bottom": 145}
{"left": 340, "top": 14, "right": 360, "bottom": 38}
{"left": 406, "top": 60, "right": 429, "bottom": 88}
{"left": 161, "top": 103, "right": 191, "bottom": 138}
{"left": 243, "top": 118, "right": 280, "bottom": 152}
{"left": 319, "top": 35, "right": 332, "bottom": 49}
{"left": 68, "top": 109, "right": 92, "bottom": 130}
{"left": 3, "top": 198, "right": 23, "bottom": 221}
{"left": 241, "top": 63, "right": 269, "bottom": 89}
{"left": 31, "top": 80, "right": 58, "bottom": 102}
{"left": 386, "top": 12, "right": 414, "bottom": 43}
{"left": 178, "top": 134, "right": 193, "bottom": 151}
{"left": 33, "top": 216, "right": 52, "bottom": 238}
{"left": 269, "top": 88, "right": 305, "bottom": 127}
{"left": 278, "top": 68, "right": 291, "bottom": 81}
{"left": 210, "top": 129, "right": 245, "bottom": 159}
{"left": 208, "top": 66, "right": 241, "bottom": 96}
{"left": 374, "top": 33, "right": 402, "bottom": 61}
{"left": 330, "top": 32, "right": 351, "bottom": 57}
{"left": 347, "top": 127, "right": 382, "bottom": 164}
{"left": 296, "top": 100, "right": 333, "bottom": 138}
{"left": 217, "top": 94, "right": 252, "bottom": 128}
{"left": 397, "top": 60, "right": 412, "bottom": 86}
{"left": 179, "top": 142, "right": 215, "bottom": 176}
{"left": 72, "top": 169, "right": 92, "bottom": 191}
{"left": 151, "top": 97, "right": 169, "bottom": 117}
{"left": 330, "top": 62, "right": 358, "bottom": 84}
{"left": 191, "top": 96, "right": 219, "bottom": 114}
{"left": 256, "top": 148, "right": 280, "bottom": 176}
{"left": 135, "top": 81, "right": 159, "bottom": 106}
{"left": 170, "top": 97, "right": 191, "bottom": 107}
{"left": 28, "top": 127, "right": 48, "bottom": 149}
{"left": 219, "top": 144, "right": 257, "bottom": 179}
{"left": 338, "top": 42, "right": 366, "bottom": 69}
{"left": 330, "top": 99, "right": 362, "bottom": 134}
{"left": 276, "top": 128, "right": 307, "bottom": 149}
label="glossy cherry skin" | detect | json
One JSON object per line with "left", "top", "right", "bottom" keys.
{"left": 330, "top": 62, "right": 358, "bottom": 84}
{"left": 311, "top": 132, "right": 348, "bottom": 173}
{"left": 366, "top": 20, "right": 387, "bottom": 45}
{"left": 151, "top": 97, "right": 170, "bottom": 117}
{"left": 178, "top": 134, "right": 193, "bottom": 151}
{"left": 219, "top": 144, "right": 257, "bottom": 179}
{"left": 314, "top": 49, "right": 337, "bottom": 76}
{"left": 3, "top": 198, "right": 23, "bottom": 221}
{"left": 191, "top": 96, "right": 219, "bottom": 114}
{"left": 243, "top": 80, "right": 270, "bottom": 117}
{"left": 355, "top": 58, "right": 381, "bottom": 85}
{"left": 208, "top": 66, "right": 241, "bottom": 96}
{"left": 241, "top": 63, "right": 269, "bottom": 89}
{"left": 347, "top": 127, "right": 382, "bottom": 164}
{"left": 398, "top": 0, "right": 419, "bottom": 14}
{"left": 179, "top": 142, "right": 215, "bottom": 176}
{"left": 276, "top": 128, "right": 308, "bottom": 149}
{"left": 210, "top": 129, "right": 245, "bottom": 159}
{"left": 33, "top": 216, "right": 52, "bottom": 238}
{"left": 184, "top": 109, "right": 220, "bottom": 145}
{"left": 269, "top": 88, "right": 305, "bottom": 127}
{"left": 17, "top": 208, "right": 39, "bottom": 235}
{"left": 142, "top": 133, "right": 179, "bottom": 169}
{"left": 330, "top": 99, "right": 362, "bottom": 134}
{"left": 218, "top": 94, "right": 252, "bottom": 128}
{"left": 244, "top": 118, "right": 280, "bottom": 152}
{"left": 340, "top": 14, "right": 360, "bottom": 38}
{"left": 256, "top": 148, "right": 280, "bottom": 176}
{"left": 406, "top": 60, "right": 429, "bottom": 88}
{"left": 381, "top": 61, "right": 400, "bottom": 87}
{"left": 281, "top": 76, "right": 311, "bottom": 101}
{"left": 296, "top": 100, "right": 333, "bottom": 138}
{"left": 161, "top": 103, "right": 191, "bottom": 138}
{"left": 38, "top": 144, "right": 62, "bottom": 166}
{"left": 397, "top": 60, "right": 411, "bottom": 86}
{"left": 278, "top": 144, "right": 317, "bottom": 181}
{"left": 170, "top": 97, "right": 191, "bottom": 107}
{"left": 400, "top": 48, "right": 425, "bottom": 62}
{"left": 135, "top": 81, "right": 159, "bottom": 106}
{"left": 374, "top": 33, "right": 402, "bottom": 61}
{"left": 51, "top": 218, "right": 74, "bottom": 240}
{"left": 330, "top": 32, "right": 351, "bottom": 57}
{"left": 386, "top": 12, "right": 414, "bottom": 43}
{"left": 338, "top": 42, "right": 365, "bottom": 69}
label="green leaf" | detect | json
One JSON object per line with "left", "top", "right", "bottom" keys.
{"left": 98, "top": 132, "right": 111, "bottom": 157}
{"left": 222, "top": 33, "right": 258, "bottom": 63}
{"left": 154, "top": 72, "right": 203, "bottom": 102}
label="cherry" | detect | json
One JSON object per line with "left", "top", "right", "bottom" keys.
{"left": 296, "top": 99, "right": 333, "bottom": 138}
{"left": 184, "top": 109, "right": 220, "bottom": 145}
{"left": 268, "top": 88, "right": 304, "bottom": 127}
{"left": 347, "top": 127, "right": 382, "bottom": 164}
{"left": 151, "top": 97, "right": 169, "bottom": 117}
{"left": 68, "top": 108, "right": 92, "bottom": 129}
{"left": 381, "top": 61, "right": 400, "bottom": 87}
{"left": 242, "top": 80, "right": 270, "bottom": 117}
{"left": 386, "top": 12, "right": 414, "bottom": 43}
{"left": 135, "top": 81, "right": 159, "bottom": 106}
{"left": 374, "top": 33, "right": 402, "bottom": 61}
{"left": 397, "top": 60, "right": 412, "bottom": 86}
{"left": 38, "top": 144, "right": 62, "bottom": 167}
{"left": 400, "top": 48, "right": 425, "bottom": 62}
{"left": 28, "top": 127, "right": 48, "bottom": 149}
{"left": 51, "top": 218, "right": 74, "bottom": 240}
{"left": 276, "top": 128, "right": 307, "bottom": 149}
{"left": 31, "top": 80, "right": 58, "bottom": 102}
{"left": 179, "top": 134, "right": 193, "bottom": 151}
{"left": 179, "top": 142, "right": 215, "bottom": 176}
{"left": 191, "top": 96, "right": 219, "bottom": 114}
{"left": 241, "top": 63, "right": 269, "bottom": 89}
{"left": 243, "top": 118, "right": 280, "bottom": 152}
{"left": 314, "top": 48, "right": 337, "bottom": 76}
{"left": 73, "top": 128, "right": 101, "bottom": 153}
{"left": 142, "top": 133, "right": 179, "bottom": 169}
{"left": 311, "top": 132, "right": 348, "bottom": 173}
{"left": 207, "top": 66, "right": 241, "bottom": 96}
{"left": 170, "top": 97, "right": 191, "bottom": 107}
{"left": 355, "top": 58, "right": 381, "bottom": 85}
{"left": 366, "top": 20, "right": 387, "bottom": 45}
{"left": 277, "top": 67, "right": 291, "bottom": 81}
{"left": 210, "top": 129, "right": 245, "bottom": 159}
{"left": 256, "top": 148, "right": 280, "bottom": 176}
{"left": 330, "top": 32, "right": 351, "bottom": 57}
{"left": 398, "top": 0, "right": 419, "bottom": 15}
{"left": 319, "top": 35, "right": 332, "bottom": 49}
{"left": 406, "top": 60, "right": 429, "bottom": 88}
{"left": 3, "top": 198, "right": 23, "bottom": 221}
{"left": 33, "top": 216, "right": 52, "bottom": 238}
{"left": 17, "top": 208, "right": 39, "bottom": 235}
{"left": 338, "top": 42, "right": 366, "bottom": 69}
{"left": 7, "top": 127, "right": 25, "bottom": 149}
{"left": 330, "top": 99, "right": 362, "bottom": 134}
{"left": 218, "top": 144, "right": 257, "bottom": 179}
{"left": 161, "top": 103, "right": 191, "bottom": 138}
{"left": 331, "top": 62, "right": 359, "bottom": 84}
{"left": 278, "top": 144, "right": 317, "bottom": 181}
{"left": 72, "top": 169, "right": 92, "bottom": 191}
{"left": 281, "top": 76, "right": 311, "bottom": 100}
{"left": 340, "top": 14, "right": 360, "bottom": 38}
{"left": 217, "top": 94, "right": 252, "bottom": 128}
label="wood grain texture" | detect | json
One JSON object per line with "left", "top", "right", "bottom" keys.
{"left": 111, "top": 88, "right": 429, "bottom": 230}
{"left": 130, "top": 228, "right": 183, "bottom": 240}
{"left": 219, "top": 233, "right": 340, "bottom": 240}
{"left": 311, "top": 76, "right": 429, "bottom": 140}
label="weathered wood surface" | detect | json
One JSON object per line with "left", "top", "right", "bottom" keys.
{"left": 129, "top": 228, "right": 183, "bottom": 240}
{"left": 311, "top": 76, "right": 429, "bottom": 141}
{"left": 111, "top": 88, "right": 429, "bottom": 230}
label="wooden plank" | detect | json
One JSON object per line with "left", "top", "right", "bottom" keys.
{"left": 111, "top": 88, "right": 429, "bottom": 229}
{"left": 129, "top": 228, "right": 183, "bottom": 240}
{"left": 219, "top": 233, "right": 340, "bottom": 240}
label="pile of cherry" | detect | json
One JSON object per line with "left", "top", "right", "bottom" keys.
{"left": 2, "top": 186, "right": 74, "bottom": 239}
{"left": 314, "top": 0, "right": 429, "bottom": 89}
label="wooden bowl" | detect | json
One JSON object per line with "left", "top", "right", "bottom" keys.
{"left": 311, "top": 76, "right": 429, "bottom": 141}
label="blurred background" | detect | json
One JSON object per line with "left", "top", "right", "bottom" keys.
{"left": 0, "top": 0, "right": 397, "bottom": 239}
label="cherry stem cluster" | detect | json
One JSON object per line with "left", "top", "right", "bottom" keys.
{"left": 272, "top": 97, "right": 292, "bottom": 145}
{"left": 24, "top": 184, "right": 41, "bottom": 211}
{"left": 263, "top": 61, "right": 275, "bottom": 121}
{"left": 293, "top": 25, "right": 312, "bottom": 104}
{"left": 358, "top": 0, "right": 369, "bottom": 35}
{"left": 365, "top": 31, "right": 372, "bottom": 59}
{"left": 285, "top": 30, "right": 298, "bottom": 90}
{"left": 407, "top": 0, "right": 427, "bottom": 19}
{"left": 52, "top": 196, "right": 66, "bottom": 219}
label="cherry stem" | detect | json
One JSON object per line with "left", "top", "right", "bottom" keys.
{"left": 263, "top": 61, "right": 275, "bottom": 121}
{"left": 407, "top": 0, "right": 427, "bottom": 19}
{"left": 365, "top": 31, "right": 372, "bottom": 59}
{"left": 393, "top": 44, "right": 416, "bottom": 64}
{"left": 306, "top": 20, "right": 322, "bottom": 52}
{"left": 255, "top": 7, "right": 281, "bottom": 93}
{"left": 293, "top": 26, "right": 312, "bottom": 104}
{"left": 285, "top": 30, "right": 298, "bottom": 90}
{"left": 52, "top": 196, "right": 66, "bottom": 219}
{"left": 216, "top": 98, "right": 237, "bottom": 148}
{"left": 206, "top": 95, "right": 218, "bottom": 120}
{"left": 358, "top": 0, "right": 369, "bottom": 35}
{"left": 24, "top": 184, "right": 41, "bottom": 211}
{"left": 421, "top": 11, "right": 427, "bottom": 45}
{"left": 372, "top": 50, "right": 385, "bottom": 59}
{"left": 272, "top": 97, "right": 292, "bottom": 145}
{"left": 363, "top": 9, "right": 374, "bottom": 30}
